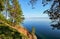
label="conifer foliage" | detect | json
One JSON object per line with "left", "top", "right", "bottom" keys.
{"left": 0, "top": 0, "right": 24, "bottom": 26}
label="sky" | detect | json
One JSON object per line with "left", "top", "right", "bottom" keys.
{"left": 19, "top": 0, "right": 53, "bottom": 18}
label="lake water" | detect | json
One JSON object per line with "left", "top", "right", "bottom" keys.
{"left": 22, "top": 18, "right": 60, "bottom": 39}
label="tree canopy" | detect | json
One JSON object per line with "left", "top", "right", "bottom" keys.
{"left": 0, "top": 0, "right": 24, "bottom": 26}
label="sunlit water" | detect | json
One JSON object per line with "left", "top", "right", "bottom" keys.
{"left": 22, "top": 18, "right": 60, "bottom": 39}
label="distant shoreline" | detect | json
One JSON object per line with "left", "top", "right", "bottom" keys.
{"left": 25, "top": 17, "right": 49, "bottom": 19}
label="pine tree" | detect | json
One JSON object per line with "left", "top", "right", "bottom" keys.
{"left": 0, "top": 0, "right": 24, "bottom": 26}
{"left": 10, "top": 0, "right": 24, "bottom": 25}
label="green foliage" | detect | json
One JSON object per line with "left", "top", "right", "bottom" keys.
{"left": 0, "top": 13, "right": 6, "bottom": 21}
{"left": 0, "top": 0, "right": 5, "bottom": 11}
{"left": 0, "top": 0, "right": 24, "bottom": 26}
{"left": 10, "top": 0, "right": 24, "bottom": 24}
{"left": 0, "top": 0, "right": 27, "bottom": 39}
{"left": 7, "top": 0, "right": 24, "bottom": 25}
{"left": 0, "top": 25, "right": 29, "bottom": 39}
{"left": 0, "top": 13, "right": 12, "bottom": 26}
{"left": 0, "top": 26, "right": 23, "bottom": 39}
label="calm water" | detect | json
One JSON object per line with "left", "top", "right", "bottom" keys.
{"left": 22, "top": 18, "right": 60, "bottom": 39}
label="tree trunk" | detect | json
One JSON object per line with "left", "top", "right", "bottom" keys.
{"left": 5, "top": 0, "right": 8, "bottom": 19}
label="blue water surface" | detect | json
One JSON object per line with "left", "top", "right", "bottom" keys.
{"left": 22, "top": 18, "right": 60, "bottom": 39}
